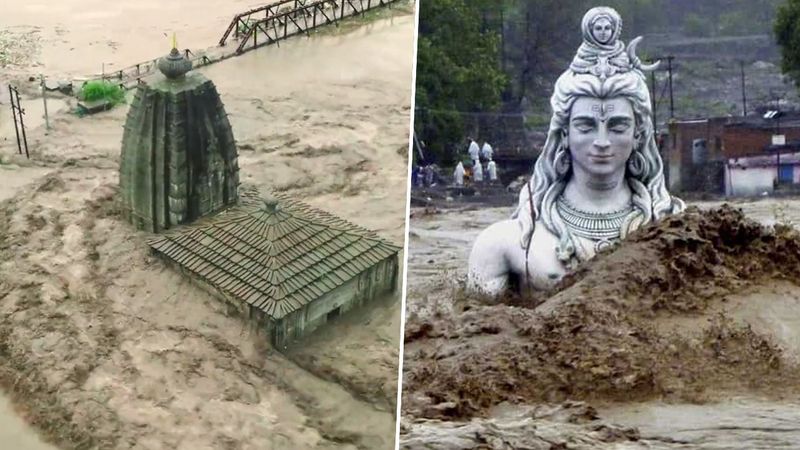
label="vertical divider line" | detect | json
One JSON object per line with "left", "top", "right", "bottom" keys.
{"left": 395, "top": 0, "right": 419, "bottom": 448}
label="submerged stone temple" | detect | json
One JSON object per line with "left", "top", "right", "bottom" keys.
{"left": 122, "top": 46, "right": 400, "bottom": 349}
{"left": 147, "top": 190, "right": 401, "bottom": 348}
{"left": 119, "top": 46, "right": 239, "bottom": 232}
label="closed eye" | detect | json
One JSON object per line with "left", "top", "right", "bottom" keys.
{"left": 608, "top": 118, "right": 632, "bottom": 133}
{"left": 610, "top": 125, "right": 630, "bottom": 133}
{"left": 571, "top": 117, "right": 596, "bottom": 133}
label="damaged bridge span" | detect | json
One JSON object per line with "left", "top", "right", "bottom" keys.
{"left": 219, "top": 0, "right": 402, "bottom": 54}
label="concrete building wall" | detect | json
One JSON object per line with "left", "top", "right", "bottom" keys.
{"left": 724, "top": 151, "right": 800, "bottom": 196}
{"left": 272, "top": 255, "right": 399, "bottom": 348}
{"left": 725, "top": 166, "right": 775, "bottom": 197}
{"left": 668, "top": 118, "right": 726, "bottom": 191}
{"left": 667, "top": 145, "right": 682, "bottom": 192}
{"left": 158, "top": 249, "right": 400, "bottom": 350}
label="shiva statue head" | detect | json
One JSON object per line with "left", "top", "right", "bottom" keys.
{"left": 512, "top": 6, "right": 684, "bottom": 268}
{"left": 466, "top": 7, "right": 685, "bottom": 296}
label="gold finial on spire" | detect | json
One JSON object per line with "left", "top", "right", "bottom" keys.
{"left": 158, "top": 31, "right": 192, "bottom": 79}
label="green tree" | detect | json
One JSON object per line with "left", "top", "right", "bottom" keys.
{"left": 775, "top": 0, "right": 800, "bottom": 88}
{"left": 683, "top": 13, "right": 710, "bottom": 37}
{"left": 414, "top": 0, "right": 507, "bottom": 165}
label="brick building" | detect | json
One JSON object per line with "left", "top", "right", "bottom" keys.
{"left": 667, "top": 112, "right": 800, "bottom": 195}
{"left": 667, "top": 117, "right": 727, "bottom": 192}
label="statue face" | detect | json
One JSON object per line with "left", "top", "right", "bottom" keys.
{"left": 567, "top": 96, "right": 635, "bottom": 179}
{"left": 591, "top": 17, "right": 614, "bottom": 45}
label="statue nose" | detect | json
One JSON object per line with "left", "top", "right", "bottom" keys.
{"left": 593, "top": 124, "right": 611, "bottom": 150}
{"left": 594, "top": 136, "right": 611, "bottom": 149}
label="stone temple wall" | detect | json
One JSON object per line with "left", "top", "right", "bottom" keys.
{"left": 119, "top": 72, "right": 239, "bottom": 232}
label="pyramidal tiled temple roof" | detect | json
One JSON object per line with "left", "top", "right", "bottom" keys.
{"left": 147, "top": 189, "right": 401, "bottom": 319}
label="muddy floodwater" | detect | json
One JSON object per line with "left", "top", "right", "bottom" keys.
{"left": 0, "top": 3, "right": 414, "bottom": 449}
{"left": 402, "top": 198, "right": 800, "bottom": 449}
{"left": 3, "top": 0, "right": 284, "bottom": 78}
{"left": 600, "top": 397, "right": 800, "bottom": 448}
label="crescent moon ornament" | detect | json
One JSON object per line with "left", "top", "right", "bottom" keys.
{"left": 627, "top": 36, "right": 660, "bottom": 72}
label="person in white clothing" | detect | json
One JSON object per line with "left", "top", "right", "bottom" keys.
{"left": 454, "top": 162, "right": 465, "bottom": 186}
{"left": 481, "top": 142, "right": 494, "bottom": 161}
{"left": 487, "top": 160, "right": 498, "bottom": 183}
{"left": 473, "top": 161, "right": 484, "bottom": 183}
{"left": 467, "top": 138, "right": 480, "bottom": 166}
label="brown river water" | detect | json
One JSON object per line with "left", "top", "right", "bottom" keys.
{"left": 0, "top": 2, "right": 414, "bottom": 448}
{"left": 402, "top": 198, "right": 800, "bottom": 449}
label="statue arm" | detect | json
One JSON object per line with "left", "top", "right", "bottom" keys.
{"left": 466, "top": 220, "right": 517, "bottom": 296}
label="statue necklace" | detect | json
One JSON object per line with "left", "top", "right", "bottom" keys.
{"left": 556, "top": 195, "right": 632, "bottom": 253}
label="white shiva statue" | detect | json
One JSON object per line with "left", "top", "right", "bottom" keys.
{"left": 467, "top": 6, "right": 684, "bottom": 295}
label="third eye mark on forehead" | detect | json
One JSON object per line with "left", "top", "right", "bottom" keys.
{"left": 572, "top": 100, "right": 633, "bottom": 125}
{"left": 591, "top": 103, "right": 613, "bottom": 120}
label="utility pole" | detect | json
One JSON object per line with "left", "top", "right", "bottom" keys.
{"left": 667, "top": 55, "right": 674, "bottom": 119}
{"left": 650, "top": 69, "right": 658, "bottom": 137}
{"left": 740, "top": 60, "right": 747, "bottom": 116}
{"left": 774, "top": 92, "right": 784, "bottom": 184}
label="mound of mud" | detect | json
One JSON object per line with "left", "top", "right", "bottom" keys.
{"left": 402, "top": 206, "right": 800, "bottom": 420}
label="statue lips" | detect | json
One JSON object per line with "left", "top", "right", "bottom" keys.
{"left": 588, "top": 153, "right": 615, "bottom": 164}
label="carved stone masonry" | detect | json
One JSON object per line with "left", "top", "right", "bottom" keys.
{"left": 119, "top": 49, "right": 239, "bottom": 232}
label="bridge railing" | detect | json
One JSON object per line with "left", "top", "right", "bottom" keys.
{"left": 80, "top": 51, "right": 220, "bottom": 90}
{"left": 218, "top": 0, "right": 307, "bottom": 46}
{"left": 232, "top": 0, "right": 400, "bottom": 54}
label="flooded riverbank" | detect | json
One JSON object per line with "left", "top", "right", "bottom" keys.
{"left": 0, "top": 4, "right": 413, "bottom": 448}
{"left": 402, "top": 198, "right": 800, "bottom": 449}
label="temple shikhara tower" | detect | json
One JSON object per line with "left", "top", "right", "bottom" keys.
{"left": 118, "top": 42, "right": 399, "bottom": 349}
{"left": 119, "top": 44, "right": 239, "bottom": 232}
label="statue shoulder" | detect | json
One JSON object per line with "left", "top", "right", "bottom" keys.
{"left": 467, "top": 219, "right": 522, "bottom": 295}
{"left": 524, "top": 220, "right": 567, "bottom": 288}
{"left": 469, "top": 219, "right": 521, "bottom": 264}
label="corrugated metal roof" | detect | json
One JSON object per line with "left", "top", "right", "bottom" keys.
{"left": 147, "top": 189, "right": 400, "bottom": 319}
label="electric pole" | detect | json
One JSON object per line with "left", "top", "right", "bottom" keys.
{"left": 667, "top": 55, "right": 674, "bottom": 119}
{"left": 740, "top": 60, "right": 747, "bottom": 116}
{"left": 773, "top": 91, "right": 785, "bottom": 184}
{"left": 650, "top": 69, "right": 657, "bottom": 136}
